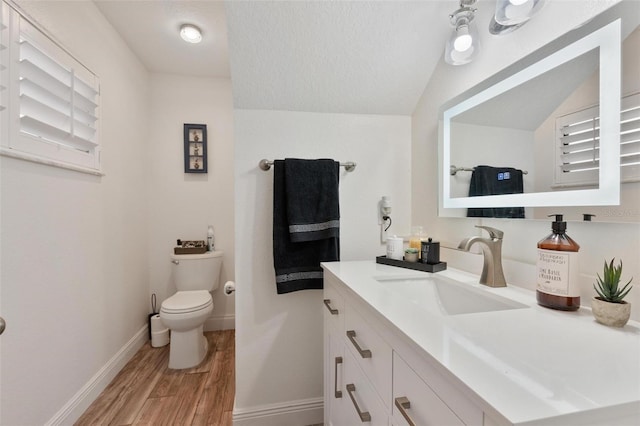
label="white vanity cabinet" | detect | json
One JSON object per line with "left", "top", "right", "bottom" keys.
{"left": 323, "top": 283, "right": 345, "bottom": 426}
{"left": 324, "top": 274, "right": 389, "bottom": 425}
{"left": 324, "top": 271, "right": 483, "bottom": 426}
{"left": 342, "top": 346, "right": 388, "bottom": 426}
{"left": 392, "top": 352, "right": 465, "bottom": 426}
{"left": 323, "top": 261, "right": 640, "bottom": 425}
{"left": 344, "top": 303, "right": 392, "bottom": 410}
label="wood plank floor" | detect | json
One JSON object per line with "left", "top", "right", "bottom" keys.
{"left": 75, "top": 330, "right": 235, "bottom": 426}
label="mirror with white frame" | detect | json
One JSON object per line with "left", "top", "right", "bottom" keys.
{"left": 439, "top": 1, "right": 640, "bottom": 222}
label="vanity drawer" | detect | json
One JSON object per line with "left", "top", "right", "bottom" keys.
{"left": 345, "top": 304, "right": 392, "bottom": 409}
{"left": 324, "top": 276, "right": 345, "bottom": 333}
{"left": 343, "top": 346, "right": 388, "bottom": 426}
{"left": 392, "top": 352, "right": 464, "bottom": 426}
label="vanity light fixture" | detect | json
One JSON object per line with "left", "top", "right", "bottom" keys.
{"left": 444, "top": 0, "right": 480, "bottom": 66}
{"left": 180, "top": 24, "right": 202, "bottom": 44}
{"left": 493, "top": 0, "right": 545, "bottom": 27}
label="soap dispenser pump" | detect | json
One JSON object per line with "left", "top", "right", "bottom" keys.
{"left": 536, "top": 214, "right": 580, "bottom": 311}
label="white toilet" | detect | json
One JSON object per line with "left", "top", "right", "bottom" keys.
{"left": 160, "top": 250, "right": 223, "bottom": 369}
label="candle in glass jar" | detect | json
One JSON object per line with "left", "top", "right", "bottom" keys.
{"left": 409, "top": 226, "right": 423, "bottom": 256}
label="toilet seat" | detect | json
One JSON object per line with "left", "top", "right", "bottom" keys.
{"left": 161, "top": 290, "right": 212, "bottom": 314}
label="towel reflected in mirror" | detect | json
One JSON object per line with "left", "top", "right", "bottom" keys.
{"left": 467, "top": 165, "right": 525, "bottom": 219}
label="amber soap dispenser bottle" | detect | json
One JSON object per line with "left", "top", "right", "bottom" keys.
{"left": 536, "top": 214, "right": 581, "bottom": 311}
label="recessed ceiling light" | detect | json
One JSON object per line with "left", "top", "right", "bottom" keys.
{"left": 180, "top": 24, "right": 202, "bottom": 44}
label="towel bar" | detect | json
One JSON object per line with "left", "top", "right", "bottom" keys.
{"left": 259, "top": 159, "right": 356, "bottom": 172}
{"left": 450, "top": 165, "right": 528, "bottom": 175}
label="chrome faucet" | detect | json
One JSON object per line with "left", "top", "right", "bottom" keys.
{"left": 458, "top": 225, "right": 507, "bottom": 288}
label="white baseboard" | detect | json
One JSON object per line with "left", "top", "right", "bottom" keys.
{"left": 45, "top": 325, "right": 149, "bottom": 426}
{"left": 204, "top": 314, "right": 235, "bottom": 331}
{"left": 233, "top": 397, "right": 323, "bottom": 426}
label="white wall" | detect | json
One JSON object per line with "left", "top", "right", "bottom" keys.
{"left": 233, "top": 109, "right": 411, "bottom": 423}
{"left": 148, "top": 74, "right": 235, "bottom": 330}
{"left": 412, "top": 0, "right": 640, "bottom": 320}
{"left": 0, "top": 1, "right": 150, "bottom": 424}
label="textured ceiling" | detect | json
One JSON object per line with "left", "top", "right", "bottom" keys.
{"left": 93, "top": 1, "right": 635, "bottom": 117}
{"left": 93, "top": 0, "right": 476, "bottom": 115}
{"left": 225, "top": 0, "right": 453, "bottom": 115}
{"left": 94, "top": 0, "right": 230, "bottom": 78}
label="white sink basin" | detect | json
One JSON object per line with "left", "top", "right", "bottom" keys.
{"left": 375, "top": 275, "right": 527, "bottom": 316}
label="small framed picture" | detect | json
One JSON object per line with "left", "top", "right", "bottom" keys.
{"left": 183, "top": 124, "right": 207, "bottom": 173}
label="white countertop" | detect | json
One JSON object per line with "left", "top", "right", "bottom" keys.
{"left": 322, "top": 261, "right": 640, "bottom": 425}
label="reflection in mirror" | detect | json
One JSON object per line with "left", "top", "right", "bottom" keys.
{"left": 535, "top": 25, "right": 639, "bottom": 223}
{"left": 439, "top": 1, "right": 640, "bottom": 222}
{"left": 449, "top": 48, "right": 600, "bottom": 210}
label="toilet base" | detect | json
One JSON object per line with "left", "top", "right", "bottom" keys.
{"left": 168, "top": 324, "right": 208, "bottom": 369}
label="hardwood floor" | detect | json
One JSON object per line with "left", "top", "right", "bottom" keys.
{"left": 75, "top": 330, "right": 235, "bottom": 426}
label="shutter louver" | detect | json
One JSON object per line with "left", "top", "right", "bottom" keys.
{"left": 1, "top": 12, "right": 7, "bottom": 115}
{"left": 0, "top": 6, "right": 7, "bottom": 171}
{"left": 620, "top": 105, "right": 640, "bottom": 170}
{"left": 18, "top": 37, "right": 98, "bottom": 152}
{"left": 557, "top": 93, "right": 640, "bottom": 182}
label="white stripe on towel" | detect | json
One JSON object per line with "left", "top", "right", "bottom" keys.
{"left": 275, "top": 271, "right": 324, "bottom": 283}
{"left": 289, "top": 220, "right": 340, "bottom": 234}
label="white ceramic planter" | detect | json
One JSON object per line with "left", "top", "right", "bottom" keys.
{"left": 591, "top": 297, "right": 631, "bottom": 327}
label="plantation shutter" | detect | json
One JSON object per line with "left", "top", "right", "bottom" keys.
{"left": 556, "top": 92, "right": 640, "bottom": 185}
{"left": 0, "top": 1, "right": 8, "bottom": 144}
{"left": 19, "top": 37, "right": 98, "bottom": 151}
{"left": 0, "top": 1, "right": 101, "bottom": 174}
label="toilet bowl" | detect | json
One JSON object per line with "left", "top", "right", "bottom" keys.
{"left": 161, "top": 290, "right": 213, "bottom": 369}
{"left": 160, "top": 251, "right": 223, "bottom": 369}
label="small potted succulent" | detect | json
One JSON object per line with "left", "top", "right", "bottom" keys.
{"left": 592, "top": 258, "right": 633, "bottom": 327}
{"left": 404, "top": 248, "right": 419, "bottom": 263}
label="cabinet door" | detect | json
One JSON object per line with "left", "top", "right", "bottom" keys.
{"left": 392, "top": 352, "right": 464, "bottom": 426}
{"left": 345, "top": 303, "right": 392, "bottom": 409}
{"left": 325, "top": 333, "right": 346, "bottom": 426}
{"left": 342, "top": 347, "right": 388, "bottom": 426}
{"left": 325, "top": 277, "right": 347, "bottom": 424}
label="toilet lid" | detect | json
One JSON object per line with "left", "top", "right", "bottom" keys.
{"left": 161, "top": 290, "right": 212, "bottom": 314}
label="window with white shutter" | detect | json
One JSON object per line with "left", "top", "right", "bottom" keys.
{"left": 555, "top": 92, "right": 640, "bottom": 186}
{"left": 0, "top": 2, "right": 8, "bottom": 145}
{"left": 0, "top": 1, "right": 101, "bottom": 175}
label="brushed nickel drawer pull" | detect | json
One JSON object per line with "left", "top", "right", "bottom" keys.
{"left": 334, "top": 356, "right": 343, "bottom": 398}
{"left": 395, "top": 396, "right": 416, "bottom": 426}
{"left": 324, "top": 299, "right": 339, "bottom": 315}
{"left": 346, "top": 330, "right": 372, "bottom": 358}
{"left": 346, "top": 383, "right": 371, "bottom": 422}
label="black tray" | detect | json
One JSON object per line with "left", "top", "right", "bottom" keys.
{"left": 376, "top": 256, "right": 447, "bottom": 273}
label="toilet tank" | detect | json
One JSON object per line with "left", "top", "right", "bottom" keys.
{"left": 171, "top": 250, "right": 223, "bottom": 292}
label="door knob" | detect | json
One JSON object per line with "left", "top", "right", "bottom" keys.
{"left": 0, "top": 316, "right": 6, "bottom": 335}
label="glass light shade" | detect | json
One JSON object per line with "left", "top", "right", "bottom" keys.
{"left": 180, "top": 24, "right": 202, "bottom": 44}
{"left": 444, "top": 21, "right": 480, "bottom": 66}
{"left": 488, "top": 15, "right": 526, "bottom": 35}
{"left": 494, "top": 0, "right": 545, "bottom": 26}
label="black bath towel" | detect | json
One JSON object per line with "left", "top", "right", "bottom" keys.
{"left": 273, "top": 159, "right": 340, "bottom": 294}
{"left": 284, "top": 159, "right": 340, "bottom": 242}
{"left": 467, "top": 165, "right": 525, "bottom": 219}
